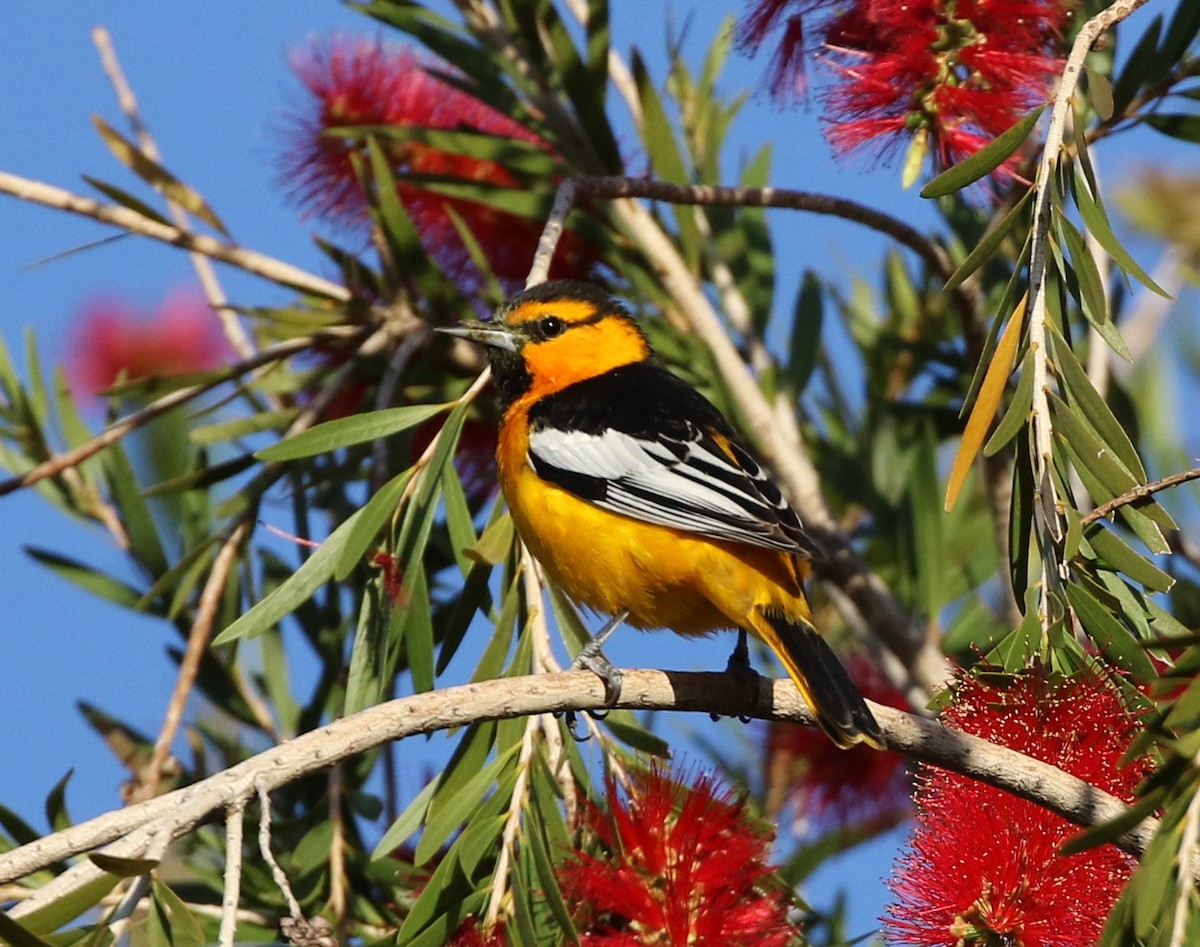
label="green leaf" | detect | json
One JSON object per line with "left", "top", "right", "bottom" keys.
{"left": 413, "top": 743, "right": 520, "bottom": 866}
{"left": 402, "top": 562, "right": 436, "bottom": 694}
{"left": 1073, "top": 170, "right": 1169, "bottom": 297}
{"left": 83, "top": 175, "right": 172, "bottom": 227}
{"left": 1050, "top": 331, "right": 1144, "bottom": 485}
{"left": 1144, "top": 113, "right": 1200, "bottom": 142}
{"left": 631, "top": 49, "right": 701, "bottom": 265}
{"left": 921, "top": 106, "right": 1046, "bottom": 198}
{"left": 335, "top": 469, "right": 415, "bottom": 581}
{"left": 213, "top": 508, "right": 368, "bottom": 644}
{"left": 373, "top": 778, "right": 439, "bottom": 860}
{"left": 945, "top": 186, "right": 1034, "bottom": 290}
{"left": 102, "top": 438, "right": 169, "bottom": 579}
{"left": 1084, "top": 526, "right": 1174, "bottom": 593}
{"left": 1112, "top": 16, "right": 1162, "bottom": 115}
{"left": 1065, "top": 581, "right": 1156, "bottom": 678}
{"left": 784, "top": 271, "right": 823, "bottom": 395}
{"left": 25, "top": 548, "right": 144, "bottom": 609}
{"left": 1085, "top": 64, "right": 1114, "bottom": 121}
{"left": 524, "top": 784, "right": 580, "bottom": 944}
{"left": 256, "top": 403, "right": 449, "bottom": 461}
{"left": 189, "top": 409, "right": 298, "bottom": 445}
{"left": 16, "top": 872, "right": 121, "bottom": 935}
{"left": 0, "top": 913, "right": 57, "bottom": 947}
{"left": 1056, "top": 210, "right": 1110, "bottom": 327}
{"left": 89, "top": 853, "right": 161, "bottom": 877}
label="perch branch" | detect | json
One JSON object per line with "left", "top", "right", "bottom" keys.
{"left": 0, "top": 669, "right": 1164, "bottom": 913}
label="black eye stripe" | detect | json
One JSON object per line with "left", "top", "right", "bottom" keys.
{"left": 537, "top": 316, "right": 565, "bottom": 339}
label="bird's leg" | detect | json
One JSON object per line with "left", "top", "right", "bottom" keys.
{"left": 570, "top": 609, "right": 629, "bottom": 709}
{"left": 715, "top": 628, "right": 758, "bottom": 723}
{"left": 724, "top": 628, "right": 759, "bottom": 681}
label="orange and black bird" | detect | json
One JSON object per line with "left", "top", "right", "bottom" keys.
{"left": 438, "top": 280, "right": 883, "bottom": 749}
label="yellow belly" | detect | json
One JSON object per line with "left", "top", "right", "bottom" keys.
{"left": 504, "top": 462, "right": 809, "bottom": 634}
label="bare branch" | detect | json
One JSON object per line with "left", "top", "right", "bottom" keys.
{"left": 219, "top": 802, "right": 246, "bottom": 947}
{"left": 137, "top": 520, "right": 251, "bottom": 801}
{"left": 0, "top": 669, "right": 1161, "bottom": 910}
{"left": 1081, "top": 464, "right": 1200, "bottom": 527}
{"left": 92, "top": 27, "right": 259, "bottom": 361}
{"left": 0, "top": 171, "right": 349, "bottom": 301}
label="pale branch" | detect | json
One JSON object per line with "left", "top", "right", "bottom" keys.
{"left": 138, "top": 520, "right": 252, "bottom": 802}
{"left": 256, "top": 784, "right": 304, "bottom": 924}
{"left": 1081, "top": 464, "right": 1200, "bottom": 527}
{"left": 0, "top": 327, "right": 366, "bottom": 498}
{"left": 92, "top": 27, "right": 259, "bottom": 363}
{"left": 0, "top": 669, "right": 1162, "bottom": 910}
{"left": 218, "top": 802, "right": 246, "bottom": 947}
{"left": 0, "top": 171, "right": 349, "bottom": 302}
{"left": 1024, "top": 0, "right": 1151, "bottom": 627}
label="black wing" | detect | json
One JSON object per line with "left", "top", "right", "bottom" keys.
{"left": 525, "top": 362, "right": 821, "bottom": 558}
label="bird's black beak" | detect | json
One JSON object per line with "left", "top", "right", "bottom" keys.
{"left": 434, "top": 322, "right": 519, "bottom": 353}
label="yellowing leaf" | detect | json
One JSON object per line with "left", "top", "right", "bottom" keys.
{"left": 945, "top": 292, "right": 1028, "bottom": 512}
{"left": 92, "top": 115, "right": 229, "bottom": 235}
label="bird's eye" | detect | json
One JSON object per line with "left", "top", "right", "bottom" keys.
{"left": 537, "top": 316, "right": 566, "bottom": 340}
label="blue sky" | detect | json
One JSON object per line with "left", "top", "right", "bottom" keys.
{"left": 1, "top": 0, "right": 1192, "bottom": 937}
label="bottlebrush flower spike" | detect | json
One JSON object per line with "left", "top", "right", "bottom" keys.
{"left": 884, "top": 667, "right": 1150, "bottom": 947}
{"left": 765, "top": 654, "right": 911, "bottom": 833}
{"left": 738, "top": 0, "right": 1069, "bottom": 180}
{"left": 279, "top": 36, "right": 592, "bottom": 291}
{"left": 559, "top": 765, "right": 800, "bottom": 945}
{"left": 67, "top": 290, "right": 227, "bottom": 397}
{"left": 446, "top": 916, "right": 505, "bottom": 946}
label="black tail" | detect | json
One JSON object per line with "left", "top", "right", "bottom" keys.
{"left": 759, "top": 614, "right": 885, "bottom": 750}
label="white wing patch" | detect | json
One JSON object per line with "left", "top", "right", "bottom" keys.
{"left": 528, "top": 426, "right": 800, "bottom": 551}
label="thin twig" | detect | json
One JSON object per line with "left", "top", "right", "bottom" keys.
{"left": 256, "top": 783, "right": 304, "bottom": 923}
{"left": 1081, "top": 464, "right": 1200, "bottom": 527}
{"left": 139, "top": 520, "right": 251, "bottom": 801}
{"left": 1170, "top": 765, "right": 1200, "bottom": 947}
{"left": 92, "top": 27, "right": 258, "bottom": 361}
{"left": 0, "top": 327, "right": 363, "bottom": 498}
{"left": 219, "top": 801, "right": 246, "bottom": 947}
{"left": 484, "top": 709, "right": 538, "bottom": 929}
{"left": 0, "top": 171, "right": 349, "bottom": 301}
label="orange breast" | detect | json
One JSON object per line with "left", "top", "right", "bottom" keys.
{"left": 496, "top": 404, "right": 810, "bottom": 634}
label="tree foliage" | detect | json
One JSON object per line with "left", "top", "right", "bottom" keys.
{"left": 2, "top": 1, "right": 1200, "bottom": 945}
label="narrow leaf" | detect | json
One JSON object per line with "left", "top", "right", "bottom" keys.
{"left": 945, "top": 186, "right": 1034, "bottom": 290}
{"left": 945, "top": 293, "right": 1027, "bottom": 512}
{"left": 921, "top": 106, "right": 1046, "bottom": 198}
{"left": 212, "top": 508, "right": 367, "bottom": 644}
{"left": 256, "top": 403, "right": 449, "bottom": 461}
{"left": 1074, "top": 170, "right": 1169, "bottom": 297}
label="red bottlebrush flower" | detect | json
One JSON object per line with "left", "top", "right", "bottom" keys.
{"left": 765, "top": 654, "right": 911, "bottom": 832}
{"left": 738, "top": 0, "right": 1069, "bottom": 180}
{"left": 884, "top": 667, "right": 1150, "bottom": 947}
{"left": 66, "top": 290, "right": 228, "bottom": 397}
{"left": 559, "top": 765, "right": 801, "bottom": 945}
{"left": 279, "top": 36, "right": 592, "bottom": 291}
{"left": 413, "top": 416, "right": 499, "bottom": 505}
{"left": 447, "top": 916, "right": 504, "bottom": 947}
